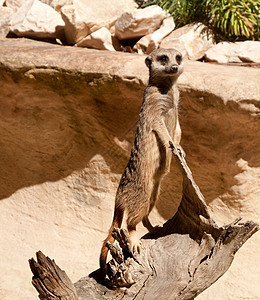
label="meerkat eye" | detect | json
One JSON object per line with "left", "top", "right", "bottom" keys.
{"left": 176, "top": 54, "right": 182, "bottom": 65}
{"left": 158, "top": 55, "right": 168, "bottom": 64}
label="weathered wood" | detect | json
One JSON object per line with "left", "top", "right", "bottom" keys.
{"left": 29, "top": 251, "right": 78, "bottom": 300}
{"left": 29, "top": 144, "right": 259, "bottom": 299}
{"left": 74, "top": 144, "right": 258, "bottom": 299}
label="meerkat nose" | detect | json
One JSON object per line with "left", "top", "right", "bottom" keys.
{"left": 170, "top": 65, "right": 178, "bottom": 73}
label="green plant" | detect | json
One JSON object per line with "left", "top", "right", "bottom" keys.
{"left": 137, "top": 0, "right": 260, "bottom": 41}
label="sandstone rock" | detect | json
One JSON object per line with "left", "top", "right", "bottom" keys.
{"left": 3, "top": 0, "right": 24, "bottom": 11}
{"left": 164, "top": 38, "right": 188, "bottom": 59}
{"left": 133, "top": 33, "right": 152, "bottom": 54}
{"left": 205, "top": 41, "right": 260, "bottom": 63}
{"left": 0, "top": 38, "right": 259, "bottom": 300}
{"left": 160, "top": 23, "right": 214, "bottom": 60}
{"left": 115, "top": 5, "right": 167, "bottom": 41}
{"left": 197, "top": 159, "right": 260, "bottom": 300}
{"left": 0, "top": 7, "right": 13, "bottom": 39}
{"left": 61, "top": 0, "right": 137, "bottom": 45}
{"left": 5, "top": 0, "right": 72, "bottom": 11}
{"left": 9, "top": 0, "right": 65, "bottom": 40}
{"left": 239, "top": 41, "right": 260, "bottom": 63}
{"left": 205, "top": 42, "right": 242, "bottom": 63}
{"left": 40, "top": 0, "right": 73, "bottom": 11}
{"left": 146, "top": 16, "right": 175, "bottom": 54}
{"left": 76, "top": 27, "right": 116, "bottom": 51}
{"left": 134, "top": 16, "right": 175, "bottom": 55}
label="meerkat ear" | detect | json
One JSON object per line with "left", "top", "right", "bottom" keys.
{"left": 145, "top": 56, "right": 152, "bottom": 69}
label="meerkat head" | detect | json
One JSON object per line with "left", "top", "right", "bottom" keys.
{"left": 145, "top": 48, "right": 184, "bottom": 81}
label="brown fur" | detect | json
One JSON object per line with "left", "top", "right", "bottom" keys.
{"left": 100, "top": 48, "right": 184, "bottom": 274}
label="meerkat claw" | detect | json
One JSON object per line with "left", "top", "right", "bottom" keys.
{"left": 132, "top": 240, "right": 142, "bottom": 254}
{"left": 176, "top": 145, "right": 186, "bottom": 158}
{"left": 169, "top": 141, "right": 174, "bottom": 149}
{"left": 169, "top": 142, "right": 185, "bottom": 157}
{"left": 129, "top": 238, "right": 142, "bottom": 255}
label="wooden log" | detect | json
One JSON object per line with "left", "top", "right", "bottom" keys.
{"left": 29, "top": 251, "right": 78, "bottom": 300}
{"left": 29, "top": 144, "right": 259, "bottom": 299}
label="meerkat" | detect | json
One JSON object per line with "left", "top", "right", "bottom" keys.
{"left": 100, "top": 48, "right": 184, "bottom": 275}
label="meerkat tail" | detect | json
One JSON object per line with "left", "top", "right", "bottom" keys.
{"left": 99, "top": 205, "right": 124, "bottom": 274}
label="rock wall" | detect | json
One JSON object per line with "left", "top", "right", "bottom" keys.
{"left": 2, "top": 1, "right": 260, "bottom": 65}
{"left": 0, "top": 38, "right": 259, "bottom": 299}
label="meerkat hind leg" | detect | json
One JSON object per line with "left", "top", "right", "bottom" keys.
{"left": 141, "top": 181, "right": 161, "bottom": 234}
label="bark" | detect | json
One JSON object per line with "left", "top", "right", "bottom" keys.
{"left": 29, "top": 251, "right": 78, "bottom": 300}
{"left": 29, "top": 144, "right": 259, "bottom": 300}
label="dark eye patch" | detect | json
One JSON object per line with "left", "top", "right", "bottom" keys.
{"left": 157, "top": 55, "right": 168, "bottom": 63}
{"left": 176, "top": 54, "right": 182, "bottom": 65}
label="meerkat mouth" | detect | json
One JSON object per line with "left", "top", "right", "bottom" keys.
{"left": 165, "top": 68, "right": 179, "bottom": 75}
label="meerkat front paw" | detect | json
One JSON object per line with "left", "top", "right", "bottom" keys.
{"left": 177, "top": 145, "right": 186, "bottom": 157}
{"left": 169, "top": 142, "right": 186, "bottom": 158}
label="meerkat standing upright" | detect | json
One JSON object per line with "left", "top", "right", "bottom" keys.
{"left": 100, "top": 48, "right": 184, "bottom": 274}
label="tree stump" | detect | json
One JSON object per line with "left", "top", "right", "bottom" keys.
{"left": 29, "top": 144, "right": 259, "bottom": 300}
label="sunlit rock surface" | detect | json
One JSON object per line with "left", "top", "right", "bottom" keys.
{"left": 0, "top": 38, "right": 259, "bottom": 299}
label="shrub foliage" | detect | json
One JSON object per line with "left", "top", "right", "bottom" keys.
{"left": 137, "top": 0, "right": 260, "bottom": 41}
